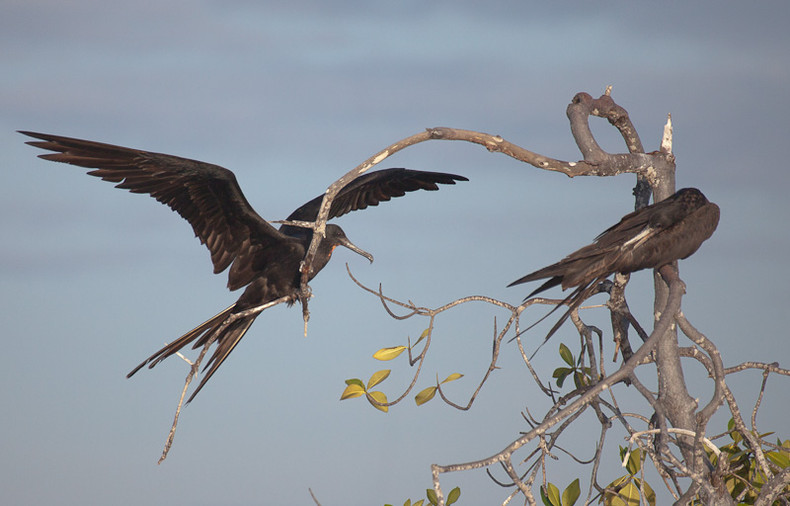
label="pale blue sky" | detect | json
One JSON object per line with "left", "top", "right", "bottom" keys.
{"left": 2, "top": 1, "right": 789, "bottom": 504}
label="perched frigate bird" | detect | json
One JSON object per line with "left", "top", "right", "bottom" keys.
{"left": 21, "top": 131, "right": 467, "bottom": 401}
{"left": 509, "top": 188, "right": 720, "bottom": 349}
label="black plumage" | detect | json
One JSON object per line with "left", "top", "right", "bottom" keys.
{"left": 21, "top": 131, "right": 467, "bottom": 401}
{"left": 509, "top": 188, "right": 720, "bottom": 345}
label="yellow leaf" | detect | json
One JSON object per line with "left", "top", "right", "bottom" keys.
{"left": 367, "top": 369, "right": 391, "bottom": 389}
{"left": 617, "top": 482, "right": 641, "bottom": 506}
{"left": 608, "top": 475, "right": 629, "bottom": 489}
{"left": 633, "top": 479, "right": 656, "bottom": 506}
{"left": 441, "top": 373, "right": 463, "bottom": 384}
{"left": 367, "top": 391, "right": 388, "bottom": 412}
{"left": 607, "top": 497, "right": 627, "bottom": 506}
{"left": 415, "top": 386, "right": 437, "bottom": 406}
{"left": 373, "top": 346, "right": 406, "bottom": 361}
{"left": 414, "top": 328, "right": 431, "bottom": 346}
{"left": 626, "top": 448, "right": 642, "bottom": 474}
{"left": 340, "top": 383, "right": 365, "bottom": 400}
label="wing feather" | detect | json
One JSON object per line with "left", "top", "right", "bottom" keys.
{"left": 284, "top": 168, "right": 467, "bottom": 223}
{"left": 21, "top": 131, "right": 289, "bottom": 290}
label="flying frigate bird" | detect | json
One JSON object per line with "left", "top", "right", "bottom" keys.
{"left": 509, "top": 187, "right": 720, "bottom": 353}
{"left": 21, "top": 131, "right": 467, "bottom": 401}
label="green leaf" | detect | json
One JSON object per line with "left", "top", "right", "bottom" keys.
{"left": 553, "top": 367, "right": 571, "bottom": 388}
{"left": 539, "top": 486, "right": 549, "bottom": 506}
{"left": 446, "top": 486, "right": 461, "bottom": 505}
{"left": 367, "top": 369, "right": 391, "bottom": 389}
{"left": 767, "top": 450, "right": 790, "bottom": 469}
{"left": 441, "top": 373, "right": 464, "bottom": 384}
{"left": 345, "top": 378, "right": 365, "bottom": 388}
{"left": 559, "top": 343, "right": 574, "bottom": 366}
{"left": 544, "top": 482, "right": 561, "bottom": 506}
{"left": 415, "top": 386, "right": 437, "bottom": 406}
{"left": 340, "top": 383, "right": 365, "bottom": 400}
{"left": 553, "top": 367, "right": 572, "bottom": 378}
{"left": 562, "top": 478, "right": 580, "bottom": 506}
{"left": 373, "top": 346, "right": 406, "bottom": 361}
{"left": 367, "top": 391, "right": 388, "bottom": 412}
{"left": 573, "top": 370, "right": 586, "bottom": 389}
{"left": 426, "top": 488, "right": 438, "bottom": 506}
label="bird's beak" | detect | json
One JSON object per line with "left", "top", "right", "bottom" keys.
{"left": 337, "top": 237, "right": 374, "bottom": 263}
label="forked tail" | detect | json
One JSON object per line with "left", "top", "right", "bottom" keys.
{"left": 127, "top": 303, "right": 258, "bottom": 402}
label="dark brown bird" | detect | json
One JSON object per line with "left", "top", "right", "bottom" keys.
{"left": 21, "top": 131, "right": 467, "bottom": 401}
{"left": 509, "top": 188, "right": 719, "bottom": 349}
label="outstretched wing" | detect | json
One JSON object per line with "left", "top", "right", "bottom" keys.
{"left": 280, "top": 168, "right": 468, "bottom": 236}
{"left": 21, "top": 131, "right": 289, "bottom": 291}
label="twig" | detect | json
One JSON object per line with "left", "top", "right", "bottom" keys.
{"left": 157, "top": 295, "right": 292, "bottom": 463}
{"left": 430, "top": 272, "right": 686, "bottom": 504}
{"left": 623, "top": 428, "right": 720, "bottom": 463}
{"left": 309, "top": 488, "right": 322, "bottom": 506}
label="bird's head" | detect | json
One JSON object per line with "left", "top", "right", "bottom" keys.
{"left": 324, "top": 224, "right": 374, "bottom": 264}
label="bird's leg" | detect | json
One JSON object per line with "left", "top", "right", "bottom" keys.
{"left": 298, "top": 287, "right": 313, "bottom": 337}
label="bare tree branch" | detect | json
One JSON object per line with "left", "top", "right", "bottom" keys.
{"left": 324, "top": 90, "right": 787, "bottom": 504}
{"left": 157, "top": 295, "right": 292, "bottom": 463}
{"left": 428, "top": 270, "right": 686, "bottom": 504}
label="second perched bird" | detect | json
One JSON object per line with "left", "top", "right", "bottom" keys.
{"left": 22, "top": 131, "right": 467, "bottom": 401}
{"left": 509, "top": 188, "right": 719, "bottom": 349}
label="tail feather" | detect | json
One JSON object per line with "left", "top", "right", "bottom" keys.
{"left": 531, "top": 283, "right": 596, "bottom": 358}
{"left": 127, "top": 303, "right": 260, "bottom": 402}
{"left": 127, "top": 304, "right": 236, "bottom": 378}
{"left": 513, "top": 277, "right": 608, "bottom": 360}
{"left": 187, "top": 316, "right": 256, "bottom": 403}
{"left": 526, "top": 276, "right": 563, "bottom": 298}
{"left": 508, "top": 265, "right": 565, "bottom": 289}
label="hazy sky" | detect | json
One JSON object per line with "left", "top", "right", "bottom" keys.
{"left": 2, "top": 1, "right": 789, "bottom": 504}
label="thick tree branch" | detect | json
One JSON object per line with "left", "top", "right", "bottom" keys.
{"left": 330, "top": 90, "right": 780, "bottom": 504}
{"left": 301, "top": 89, "right": 675, "bottom": 309}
